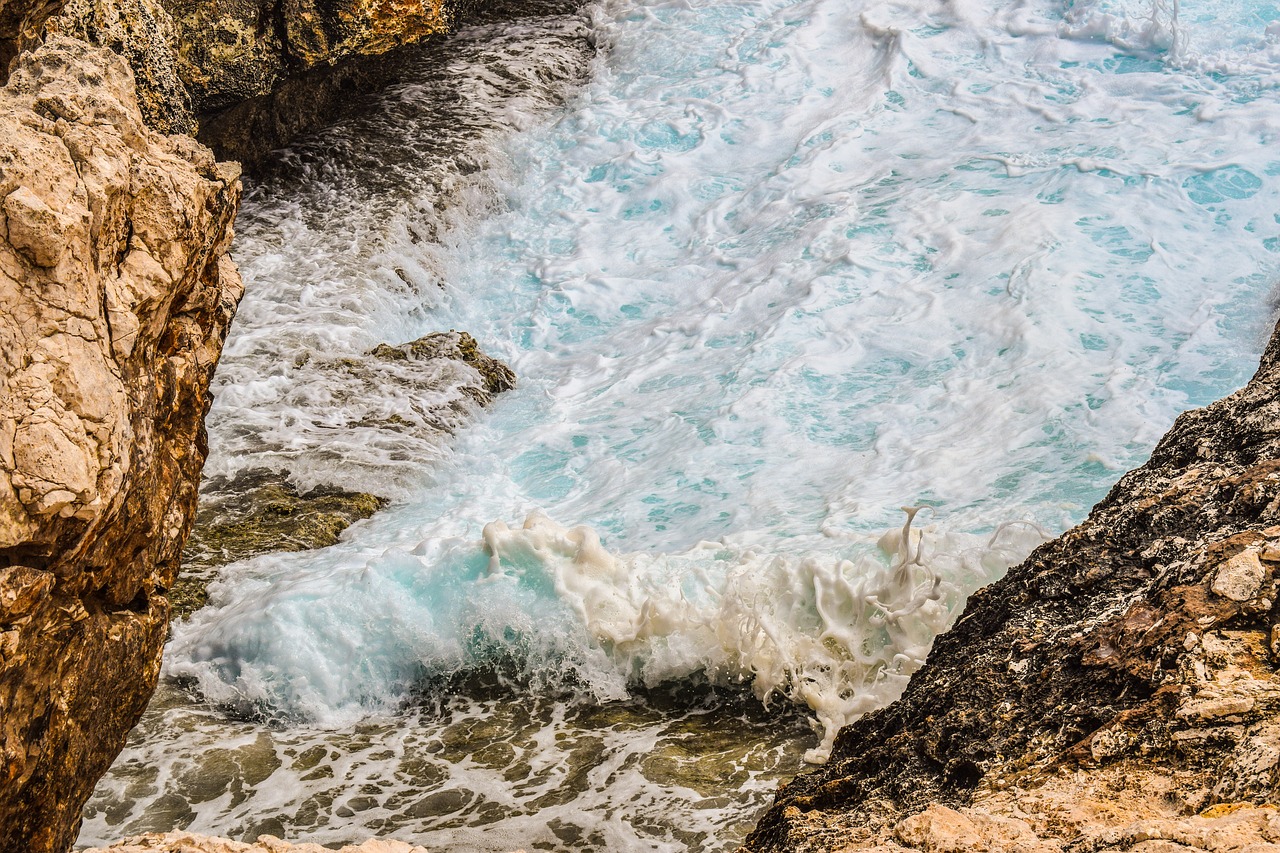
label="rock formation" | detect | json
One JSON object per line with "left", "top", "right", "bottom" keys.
{"left": 0, "top": 0, "right": 458, "bottom": 163}
{"left": 0, "top": 34, "right": 242, "bottom": 853}
{"left": 158, "top": 0, "right": 453, "bottom": 164}
{"left": 0, "top": 0, "right": 592, "bottom": 169}
{"left": 174, "top": 475, "right": 388, "bottom": 619}
{"left": 176, "top": 0, "right": 583, "bottom": 165}
{"left": 744, "top": 320, "right": 1280, "bottom": 850}
{"left": 169, "top": 329, "right": 514, "bottom": 617}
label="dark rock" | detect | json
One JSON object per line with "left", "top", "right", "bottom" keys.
{"left": 745, "top": 321, "right": 1280, "bottom": 851}
{"left": 189, "top": 0, "right": 588, "bottom": 169}
{"left": 369, "top": 330, "right": 516, "bottom": 403}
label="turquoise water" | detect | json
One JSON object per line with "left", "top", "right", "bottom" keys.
{"left": 81, "top": 0, "right": 1280, "bottom": 849}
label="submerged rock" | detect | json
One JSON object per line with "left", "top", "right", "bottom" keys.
{"left": 369, "top": 330, "right": 516, "bottom": 404}
{"left": 745, "top": 321, "right": 1280, "bottom": 850}
{"left": 0, "top": 34, "right": 241, "bottom": 853}
{"left": 173, "top": 332, "right": 513, "bottom": 618}
{"left": 173, "top": 471, "right": 387, "bottom": 619}
{"left": 83, "top": 831, "right": 441, "bottom": 852}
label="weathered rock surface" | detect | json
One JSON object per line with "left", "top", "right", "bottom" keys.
{"left": 173, "top": 472, "right": 387, "bottom": 619}
{"left": 41, "top": 0, "right": 192, "bottom": 133}
{"left": 185, "top": 0, "right": 586, "bottom": 166}
{"left": 745, "top": 320, "right": 1280, "bottom": 851}
{"left": 0, "top": 0, "right": 63, "bottom": 72}
{"left": 163, "top": 0, "right": 449, "bottom": 113}
{"left": 0, "top": 35, "right": 241, "bottom": 853}
{"left": 162, "top": 0, "right": 452, "bottom": 163}
{"left": 0, "top": 0, "right": 465, "bottom": 165}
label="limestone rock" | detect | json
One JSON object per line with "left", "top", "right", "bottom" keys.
{"left": 42, "top": 0, "right": 192, "bottom": 133}
{"left": 163, "top": 0, "right": 450, "bottom": 163}
{"left": 0, "top": 0, "right": 585, "bottom": 171}
{"left": 0, "top": 0, "right": 65, "bottom": 72}
{"left": 83, "top": 831, "right": 535, "bottom": 853}
{"left": 745, "top": 316, "right": 1280, "bottom": 850}
{"left": 0, "top": 35, "right": 241, "bottom": 853}
{"left": 161, "top": 0, "right": 448, "bottom": 113}
{"left": 0, "top": 0, "right": 455, "bottom": 165}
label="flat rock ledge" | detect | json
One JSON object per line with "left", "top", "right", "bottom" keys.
{"left": 83, "top": 832, "right": 527, "bottom": 853}
{"left": 743, "top": 318, "right": 1280, "bottom": 853}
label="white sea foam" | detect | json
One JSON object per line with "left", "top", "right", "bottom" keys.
{"left": 201, "top": 14, "right": 596, "bottom": 497}
{"left": 81, "top": 0, "right": 1280, "bottom": 846}
{"left": 168, "top": 509, "right": 1045, "bottom": 763}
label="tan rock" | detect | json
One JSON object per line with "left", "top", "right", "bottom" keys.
{"left": 45, "top": 0, "right": 195, "bottom": 134}
{"left": 4, "top": 185, "right": 70, "bottom": 266}
{"left": 1213, "top": 550, "right": 1267, "bottom": 602}
{"left": 0, "top": 34, "right": 241, "bottom": 853}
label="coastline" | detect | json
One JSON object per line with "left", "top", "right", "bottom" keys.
{"left": 743, "top": 319, "right": 1280, "bottom": 848}
{"left": 3, "top": 0, "right": 1280, "bottom": 850}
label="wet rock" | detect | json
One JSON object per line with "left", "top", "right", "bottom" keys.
{"left": 177, "top": 0, "right": 587, "bottom": 166}
{"left": 0, "top": 35, "right": 241, "bottom": 853}
{"left": 745, "top": 321, "right": 1280, "bottom": 851}
{"left": 169, "top": 333, "right": 511, "bottom": 618}
{"left": 369, "top": 330, "right": 516, "bottom": 404}
{"left": 173, "top": 470, "right": 387, "bottom": 619}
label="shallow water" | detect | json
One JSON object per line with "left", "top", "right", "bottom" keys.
{"left": 81, "top": 0, "right": 1280, "bottom": 849}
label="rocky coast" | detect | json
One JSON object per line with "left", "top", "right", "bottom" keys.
{"left": 0, "top": 1, "right": 517, "bottom": 849}
{"left": 0, "top": 33, "right": 242, "bottom": 853}
{"left": 83, "top": 831, "right": 439, "bottom": 852}
{"left": 742, "top": 322, "right": 1280, "bottom": 850}
{"left": 2, "top": 0, "right": 1280, "bottom": 851}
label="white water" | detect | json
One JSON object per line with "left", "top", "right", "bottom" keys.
{"left": 82, "top": 0, "right": 1280, "bottom": 848}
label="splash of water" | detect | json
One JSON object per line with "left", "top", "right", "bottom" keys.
{"left": 169, "top": 509, "right": 1045, "bottom": 764}
{"left": 79, "top": 0, "right": 1280, "bottom": 846}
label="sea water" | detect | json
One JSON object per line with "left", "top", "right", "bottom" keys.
{"left": 80, "top": 0, "right": 1280, "bottom": 848}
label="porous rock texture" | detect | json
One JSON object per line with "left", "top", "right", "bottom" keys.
{"left": 162, "top": 0, "right": 449, "bottom": 113}
{"left": 0, "top": 0, "right": 457, "bottom": 163}
{"left": 0, "top": 34, "right": 241, "bottom": 853}
{"left": 744, "top": 317, "right": 1280, "bottom": 852}
{"left": 43, "top": 0, "right": 194, "bottom": 134}
{"left": 160, "top": 0, "right": 452, "bottom": 164}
